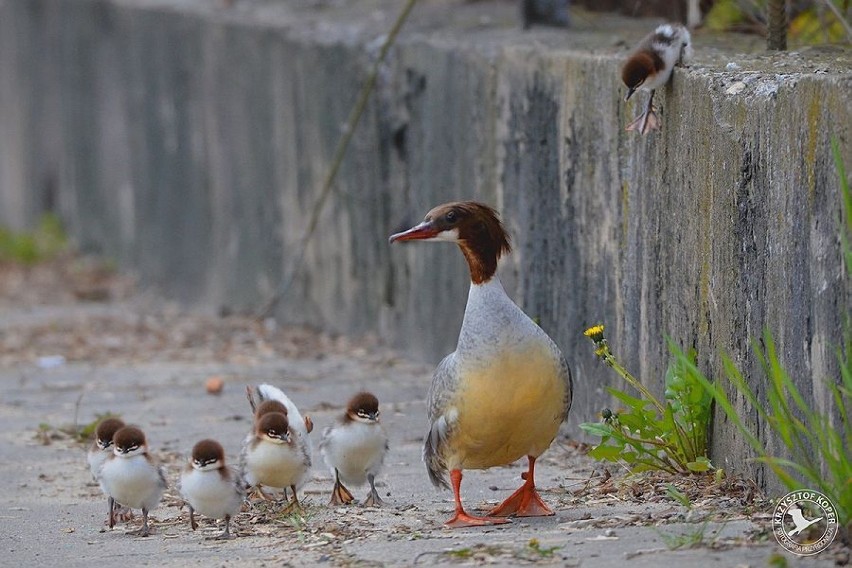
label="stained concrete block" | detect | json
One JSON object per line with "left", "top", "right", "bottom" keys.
{"left": 0, "top": 0, "right": 849, "bottom": 488}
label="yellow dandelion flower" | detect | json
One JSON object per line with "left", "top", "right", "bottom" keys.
{"left": 584, "top": 324, "right": 604, "bottom": 337}
{"left": 584, "top": 324, "right": 605, "bottom": 344}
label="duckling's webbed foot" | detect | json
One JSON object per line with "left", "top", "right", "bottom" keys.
{"left": 626, "top": 90, "right": 660, "bottom": 135}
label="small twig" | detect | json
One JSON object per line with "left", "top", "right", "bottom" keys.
{"left": 600, "top": 351, "right": 665, "bottom": 414}
{"left": 256, "top": 0, "right": 420, "bottom": 320}
{"left": 822, "top": 0, "right": 852, "bottom": 41}
{"left": 625, "top": 547, "right": 669, "bottom": 559}
{"left": 412, "top": 550, "right": 444, "bottom": 565}
{"left": 767, "top": 0, "right": 787, "bottom": 50}
{"left": 72, "top": 391, "right": 84, "bottom": 436}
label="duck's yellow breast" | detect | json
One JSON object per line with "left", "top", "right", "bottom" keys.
{"left": 447, "top": 345, "right": 566, "bottom": 470}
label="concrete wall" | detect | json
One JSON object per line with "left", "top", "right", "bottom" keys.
{"left": 1, "top": 0, "right": 850, "bottom": 485}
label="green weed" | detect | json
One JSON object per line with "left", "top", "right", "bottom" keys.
{"left": 580, "top": 325, "right": 713, "bottom": 475}
{"left": 680, "top": 142, "right": 852, "bottom": 532}
{"left": 525, "top": 538, "right": 560, "bottom": 557}
{"left": 682, "top": 329, "right": 851, "bottom": 531}
{"left": 0, "top": 213, "right": 67, "bottom": 264}
{"left": 276, "top": 504, "right": 313, "bottom": 529}
{"left": 833, "top": 137, "right": 852, "bottom": 280}
{"left": 665, "top": 484, "right": 692, "bottom": 509}
{"left": 442, "top": 544, "right": 505, "bottom": 561}
{"left": 35, "top": 411, "right": 121, "bottom": 445}
{"left": 657, "top": 520, "right": 724, "bottom": 551}
{"left": 446, "top": 548, "right": 473, "bottom": 559}
{"left": 76, "top": 412, "right": 121, "bottom": 442}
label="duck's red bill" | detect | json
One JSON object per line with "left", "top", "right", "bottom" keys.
{"left": 389, "top": 222, "right": 439, "bottom": 243}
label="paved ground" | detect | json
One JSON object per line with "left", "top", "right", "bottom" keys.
{"left": 0, "top": 259, "right": 843, "bottom": 567}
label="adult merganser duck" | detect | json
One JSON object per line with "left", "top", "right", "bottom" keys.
{"left": 390, "top": 201, "right": 573, "bottom": 528}
{"left": 319, "top": 392, "right": 389, "bottom": 507}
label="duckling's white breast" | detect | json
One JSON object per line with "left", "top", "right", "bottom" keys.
{"left": 321, "top": 421, "right": 387, "bottom": 485}
{"left": 180, "top": 469, "right": 242, "bottom": 519}
{"left": 99, "top": 455, "right": 164, "bottom": 510}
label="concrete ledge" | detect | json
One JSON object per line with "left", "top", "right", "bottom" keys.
{"left": 1, "top": 0, "right": 850, "bottom": 484}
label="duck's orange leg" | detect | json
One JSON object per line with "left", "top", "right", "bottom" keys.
{"left": 488, "top": 456, "right": 554, "bottom": 517}
{"left": 444, "top": 469, "right": 510, "bottom": 528}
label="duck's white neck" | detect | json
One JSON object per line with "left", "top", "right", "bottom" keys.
{"left": 462, "top": 276, "right": 518, "bottom": 328}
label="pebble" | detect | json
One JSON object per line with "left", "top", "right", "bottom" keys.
{"left": 726, "top": 81, "right": 746, "bottom": 95}
{"left": 205, "top": 376, "right": 224, "bottom": 394}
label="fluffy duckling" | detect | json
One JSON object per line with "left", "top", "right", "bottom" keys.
{"left": 179, "top": 439, "right": 245, "bottom": 539}
{"left": 319, "top": 392, "right": 389, "bottom": 507}
{"left": 97, "top": 426, "right": 167, "bottom": 536}
{"left": 241, "top": 386, "right": 312, "bottom": 509}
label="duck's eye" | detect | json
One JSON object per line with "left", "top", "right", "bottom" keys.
{"left": 445, "top": 210, "right": 457, "bottom": 223}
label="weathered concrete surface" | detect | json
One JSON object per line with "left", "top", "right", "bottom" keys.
{"left": 0, "top": 0, "right": 850, "bottom": 487}
{"left": 0, "top": 286, "right": 839, "bottom": 567}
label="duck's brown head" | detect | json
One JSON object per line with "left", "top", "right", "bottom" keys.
{"left": 389, "top": 201, "right": 511, "bottom": 284}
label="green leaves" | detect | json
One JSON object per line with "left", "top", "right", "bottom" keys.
{"left": 578, "top": 422, "right": 614, "bottom": 439}
{"left": 686, "top": 456, "right": 712, "bottom": 473}
{"left": 683, "top": 328, "right": 851, "bottom": 531}
{"left": 0, "top": 214, "right": 67, "bottom": 264}
{"left": 580, "top": 337, "right": 714, "bottom": 476}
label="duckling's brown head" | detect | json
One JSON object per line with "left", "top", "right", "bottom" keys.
{"left": 191, "top": 439, "right": 226, "bottom": 470}
{"left": 256, "top": 412, "right": 291, "bottom": 444}
{"left": 345, "top": 391, "right": 381, "bottom": 423}
{"left": 94, "top": 417, "right": 126, "bottom": 450}
{"left": 255, "top": 399, "right": 288, "bottom": 419}
{"left": 622, "top": 49, "right": 665, "bottom": 101}
{"left": 112, "top": 426, "right": 148, "bottom": 457}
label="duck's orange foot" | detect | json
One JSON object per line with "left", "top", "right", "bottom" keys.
{"left": 444, "top": 511, "right": 511, "bottom": 529}
{"left": 488, "top": 484, "right": 554, "bottom": 518}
